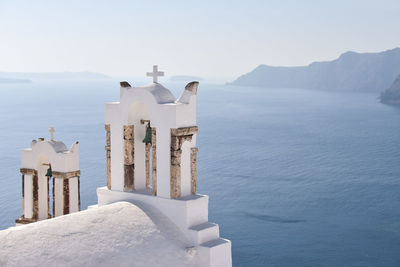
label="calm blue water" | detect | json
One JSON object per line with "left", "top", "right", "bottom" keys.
{"left": 0, "top": 80, "right": 400, "bottom": 266}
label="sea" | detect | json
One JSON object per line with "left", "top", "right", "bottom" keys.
{"left": 0, "top": 79, "right": 399, "bottom": 266}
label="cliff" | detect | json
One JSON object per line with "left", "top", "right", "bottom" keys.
{"left": 381, "top": 74, "right": 400, "bottom": 105}
{"left": 230, "top": 48, "right": 400, "bottom": 92}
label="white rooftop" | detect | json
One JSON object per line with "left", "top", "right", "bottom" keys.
{"left": 138, "top": 82, "right": 176, "bottom": 104}
{"left": 45, "top": 140, "right": 68, "bottom": 153}
{"left": 24, "top": 140, "right": 69, "bottom": 153}
{"left": 0, "top": 202, "right": 204, "bottom": 267}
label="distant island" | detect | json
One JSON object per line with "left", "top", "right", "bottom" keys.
{"left": 229, "top": 48, "right": 400, "bottom": 93}
{"left": 170, "top": 75, "right": 204, "bottom": 82}
{"left": 0, "top": 77, "right": 31, "bottom": 84}
{"left": 381, "top": 74, "right": 400, "bottom": 105}
{"left": 0, "top": 71, "right": 111, "bottom": 80}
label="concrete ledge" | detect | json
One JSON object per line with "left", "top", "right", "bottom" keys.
{"left": 53, "top": 170, "right": 80, "bottom": 179}
{"left": 20, "top": 168, "right": 37, "bottom": 175}
{"left": 15, "top": 216, "right": 36, "bottom": 224}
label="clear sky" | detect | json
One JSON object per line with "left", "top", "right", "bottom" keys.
{"left": 0, "top": 0, "right": 399, "bottom": 80}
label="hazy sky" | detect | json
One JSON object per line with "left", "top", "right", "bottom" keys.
{"left": 0, "top": 0, "right": 399, "bottom": 80}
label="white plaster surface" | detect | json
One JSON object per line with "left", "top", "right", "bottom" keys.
{"left": 189, "top": 222, "right": 219, "bottom": 245}
{"left": 0, "top": 202, "right": 205, "bottom": 267}
{"left": 199, "top": 238, "right": 232, "bottom": 267}
{"left": 97, "top": 188, "right": 232, "bottom": 267}
{"left": 24, "top": 174, "right": 33, "bottom": 219}
{"left": 97, "top": 187, "right": 208, "bottom": 233}
{"left": 21, "top": 140, "right": 79, "bottom": 172}
{"left": 177, "top": 89, "right": 193, "bottom": 104}
{"left": 139, "top": 83, "right": 175, "bottom": 104}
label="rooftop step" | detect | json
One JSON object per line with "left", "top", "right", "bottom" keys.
{"left": 199, "top": 238, "right": 232, "bottom": 267}
{"left": 189, "top": 222, "right": 219, "bottom": 245}
{"left": 201, "top": 238, "right": 230, "bottom": 248}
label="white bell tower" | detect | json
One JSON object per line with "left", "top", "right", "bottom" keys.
{"left": 16, "top": 128, "right": 81, "bottom": 224}
{"left": 97, "top": 66, "right": 232, "bottom": 267}
{"left": 103, "top": 65, "right": 198, "bottom": 198}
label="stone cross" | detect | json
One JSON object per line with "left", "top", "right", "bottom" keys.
{"left": 49, "top": 126, "right": 55, "bottom": 141}
{"left": 146, "top": 65, "right": 164, "bottom": 83}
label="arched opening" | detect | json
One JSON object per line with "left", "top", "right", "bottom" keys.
{"left": 125, "top": 102, "right": 156, "bottom": 192}
{"left": 36, "top": 154, "right": 51, "bottom": 220}
{"left": 180, "top": 140, "right": 192, "bottom": 197}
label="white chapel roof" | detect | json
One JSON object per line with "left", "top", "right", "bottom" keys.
{"left": 0, "top": 202, "right": 203, "bottom": 267}
{"left": 138, "top": 82, "right": 176, "bottom": 104}
{"left": 46, "top": 140, "right": 68, "bottom": 153}
{"left": 27, "top": 140, "right": 69, "bottom": 154}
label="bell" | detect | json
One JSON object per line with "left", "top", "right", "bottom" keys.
{"left": 142, "top": 124, "right": 152, "bottom": 145}
{"left": 45, "top": 166, "right": 52, "bottom": 177}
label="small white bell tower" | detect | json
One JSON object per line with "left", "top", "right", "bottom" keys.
{"left": 16, "top": 128, "right": 81, "bottom": 224}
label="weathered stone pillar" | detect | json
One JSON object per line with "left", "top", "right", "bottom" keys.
{"left": 170, "top": 126, "right": 198, "bottom": 199}
{"left": 123, "top": 125, "right": 134, "bottom": 191}
{"left": 191, "top": 147, "right": 198, "bottom": 194}
{"left": 152, "top": 128, "right": 157, "bottom": 195}
{"left": 63, "top": 178, "right": 69, "bottom": 215}
{"left": 52, "top": 177, "right": 55, "bottom": 217}
{"left": 145, "top": 143, "right": 151, "bottom": 187}
{"left": 32, "top": 173, "right": 39, "bottom": 219}
{"left": 170, "top": 137, "right": 182, "bottom": 199}
{"left": 16, "top": 169, "right": 37, "bottom": 224}
{"left": 78, "top": 176, "right": 81, "bottom": 211}
{"left": 21, "top": 174, "right": 25, "bottom": 218}
{"left": 105, "top": 124, "right": 111, "bottom": 189}
{"left": 47, "top": 177, "right": 51, "bottom": 218}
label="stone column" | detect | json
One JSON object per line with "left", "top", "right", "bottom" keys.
{"left": 170, "top": 126, "right": 198, "bottom": 199}
{"left": 105, "top": 124, "right": 111, "bottom": 189}
{"left": 191, "top": 147, "right": 198, "bottom": 194}
{"left": 152, "top": 128, "right": 157, "bottom": 196}
{"left": 123, "top": 125, "right": 135, "bottom": 191}
{"left": 16, "top": 169, "right": 36, "bottom": 224}
{"left": 52, "top": 177, "right": 55, "bottom": 217}
{"left": 170, "top": 136, "right": 182, "bottom": 199}
{"left": 47, "top": 177, "right": 50, "bottom": 218}
{"left": 63, "top": 178, "right": 69, "bottom": 215}
{"left": 32, "top": 173, "right": 39, "bottom": 220}
{"left": 145, "top": 143, "right": 151, "bottom": 187}
{"left": 78, "top": 176, "right": 81, "bottom": 211}
{"left": 21, "top": 174, "right": 25, "bottom": 218}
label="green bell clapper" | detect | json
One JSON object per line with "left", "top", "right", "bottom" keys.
{"left": 45, "top": 165, "right": 52, "bottom": 177}
{"left": 142, "top": 124, "right": 152, "bottom": 145}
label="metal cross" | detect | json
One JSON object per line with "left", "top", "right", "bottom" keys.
{"left": 146, "top": 65, "right": 164, "bottom": 83}
{"left": 49, "top": 126, "right": 55, "bottom": 141}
